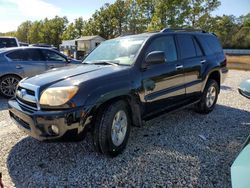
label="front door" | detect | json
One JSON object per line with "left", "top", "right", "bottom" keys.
{"left": 141, "top": 35, "right": 185, "bottom": 114}
{"left": 40, "top": 49, "right": 68, "bottom": 70}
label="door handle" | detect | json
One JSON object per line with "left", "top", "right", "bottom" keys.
{"left": 176, "top": 65, "right": 183, "bottom": 70}
{"left": 200, "top": 60, "right": 206, "bottom": 64}
{"left": 16, "top": 65, "right": 23, "bottom": 69}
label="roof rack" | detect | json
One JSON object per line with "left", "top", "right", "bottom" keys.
{"left": 160, "top": 28, "right": 207, "bottom": 33}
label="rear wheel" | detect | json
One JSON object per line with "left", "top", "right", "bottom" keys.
{"left": 195, "top": 79, "right": 219, "bottom": 114}
{"left": 0, "top": 75, "right": 20, "bottom": 98}
{"left": 93, "top": 100, "right": 131, "bottom": 156}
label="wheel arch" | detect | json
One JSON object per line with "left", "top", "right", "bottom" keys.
{"left": 202, "top": 70, "right": 221, "bottom": 93}
{"left": 0, "top": 73, "right": 22, "bottom": 81}
{"left": 89, "top": 94, "right": 143, "bottom": 128}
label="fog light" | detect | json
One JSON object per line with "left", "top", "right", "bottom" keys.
{"left": 49, "top": 125, "right": 59, "bottom": 135}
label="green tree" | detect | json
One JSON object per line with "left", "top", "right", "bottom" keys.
{"left": 28, "top": 21, "right": 43, "bottom": 44}
{"left": 16, "top": 21, "right": 32, "bottom": 43}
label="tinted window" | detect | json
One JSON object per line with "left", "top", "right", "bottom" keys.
{"left": 193, "top": 38, "right": 203, "bottom": 56}
{"left": 41, "top": 49, "right": 66, "bottom": 61}
{"left": 177, "top": 35, "right": 196, "bottom": 59}
{"left": 0, "top": 38, "right": 18, "bottom": 48}
{"left": 146, "top": 36, "right": 177, "bottom": 62}
{"left": 26, "top": 49, "right": 44, "bottom": 61}
{"left": 6, "top": 50, "right": 27, "bottom": 61}
{"left": 197, "top": 35, "right": 222, "bottom": 55}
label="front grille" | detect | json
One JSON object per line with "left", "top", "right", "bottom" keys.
{"left": 16, "top": 84, "right": 40, "bottom": 110}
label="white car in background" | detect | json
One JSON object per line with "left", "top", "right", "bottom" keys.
{"left": 0, "top": 36, "right": 20, "bottom": 48}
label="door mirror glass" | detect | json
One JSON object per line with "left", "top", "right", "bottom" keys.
{"left": 145, "top": 51, "right": 166, "bottom": 66}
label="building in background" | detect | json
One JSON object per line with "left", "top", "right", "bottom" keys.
{"left": 60, "top": 35, "right": 105, "bottom": 60}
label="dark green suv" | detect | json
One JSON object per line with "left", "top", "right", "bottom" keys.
{"left": 9, "top": 29, "right": 228, "bottom": 156}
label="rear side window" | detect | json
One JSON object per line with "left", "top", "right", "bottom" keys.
{"left": 193, "top": 38, "right": 203, "bottom": 56}
{"left": 176, "top": 35, "right": 196, "bottom": 59}
{"left": 196, "top": 35, "right": 222, "bottom": 55}
{"left": 146, "top": 36, "right": 177, "bottom": 62}
{"left": 0, "top": 38, "right": 18, "bottom": 48}
{"left": 6, "top": 50, "right": 27, "bottom": 61}
{"left": 26, "top": 49, "right": 44, "bottom": 61}
{"left": 6, "top": 49, "right": 44, "bottom": 61}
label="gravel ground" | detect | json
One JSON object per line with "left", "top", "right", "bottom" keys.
{"left": 0, "top": 70, "right": 250, "bottom": 187}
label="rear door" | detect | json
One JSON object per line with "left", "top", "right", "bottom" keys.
{"left": 40, "top": 49, "right": 68, "bottom": 70}
{"left": 5, "top": 49, "right": 47, "bottom": 77}
{"left": 142, "top": 35, "right": 185, "bottom": 114}
{"left": 176, "top": 34, "right": 204, "bottom": 99}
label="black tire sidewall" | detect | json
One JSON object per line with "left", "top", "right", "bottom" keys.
{"left": 107, "top": 104, "right": 131, "bottom": 156}
{"left": 95, "top": 101, "right": 131, "bottom": 156}
{"left": 201, "top": 79, "right": 219, "bottom": 113}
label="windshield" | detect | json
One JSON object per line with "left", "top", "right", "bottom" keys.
{"left": 0, "top": 38, "right": 18, "bottom": 48}
{"left": 83, "top": 36, "right": 147, "bottom": 65}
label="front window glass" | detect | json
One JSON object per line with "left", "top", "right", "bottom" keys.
{"left": 83, "top": 36, "right": 147, "bottom": 65}
{"left": 41, "top": 49, "right": 66, "bottom": 62}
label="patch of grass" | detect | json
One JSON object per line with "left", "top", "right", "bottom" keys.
{"left": 226, "top": 55, "right": 250, "bottom": 70}
{"left": 226, "top": 55, "right": 250, "bottom": 64}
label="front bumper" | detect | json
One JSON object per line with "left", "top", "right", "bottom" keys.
{"left": 8, "top": 99, "right": 91, "bottom": 141}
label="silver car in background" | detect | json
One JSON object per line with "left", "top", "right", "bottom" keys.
{"left": 0, "top": 47, "right": 81, "bottom": 97}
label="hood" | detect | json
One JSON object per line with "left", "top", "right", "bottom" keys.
{"left": 21, "top": 64, "right": 130, "bottom": 88}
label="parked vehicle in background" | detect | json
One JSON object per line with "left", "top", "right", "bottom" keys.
{"left": 30, "top": 43, "right": 57, "bottom": 51}
{"left": 19, "top": 42, "right": 29, "bottom": 47}
{"left": 0, "top": 47, "right": 81, "bottom": 97}
{"left": 0, "top": 37, "right": 19, "bottom": 48}
{"left": 231, "top": 135, "right": 250, "bottom": 188}
{"left": 8, "top": 29, "right": 228, "bottom": 156}
{"left": 238, "top": 77, "right": 250, "bottom": 99}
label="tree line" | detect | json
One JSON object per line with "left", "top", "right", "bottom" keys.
{"left": 1, "top": 0, "right": 249, "bottom": 49}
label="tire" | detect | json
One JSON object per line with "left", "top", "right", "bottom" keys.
{"left": 0, "top": 75, "right": 21, "bottom": 98}
{"left": 195, "top": 79, "right": 219, "bottom": 114}
{"left": 93, "top": 100, "right": 131, "bottom": 156}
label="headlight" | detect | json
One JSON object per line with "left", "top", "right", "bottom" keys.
{"left": 39, "top": 86, "right": 78, "bottom": 106}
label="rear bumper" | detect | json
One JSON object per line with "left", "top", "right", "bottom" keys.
{"left": 8, "top": 99, "right": 91, "bottom": 141}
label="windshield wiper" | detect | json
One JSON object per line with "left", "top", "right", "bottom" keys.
{"left": 83, "top": 60, "right": 119, "bottom": 66}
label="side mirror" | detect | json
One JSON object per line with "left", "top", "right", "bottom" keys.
{"left": 143, "top": 51, "right": 166, "bottom": 68}
{"left": 66, "top": 58, "right": 72, "bottom": 63}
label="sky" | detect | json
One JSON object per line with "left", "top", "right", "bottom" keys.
{"left": 0, "top": 0, "right": 249, "bottom": 33}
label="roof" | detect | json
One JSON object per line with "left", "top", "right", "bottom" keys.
{"left": 0, "top": 46, "right": 57, "bottom": 53}
{"left": 75, "top": 35, "right": 105, "bottom": 41}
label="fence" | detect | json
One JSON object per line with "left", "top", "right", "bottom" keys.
{"left": 224, "top": 49, "right": 250, "bottom": 55}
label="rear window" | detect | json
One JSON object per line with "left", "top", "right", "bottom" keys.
{"left": 196, "top": 35, "right": 222, "bottom": 55}
{"left": 0, "top": 38, "right": 18, "bottom": 48}
{"left": 176, "top": 35, "right": 196, "bottom": 59}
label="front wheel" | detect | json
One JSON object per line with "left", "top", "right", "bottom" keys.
{"left": 195, "top": 79, "right": 219, "bottom": 114}
{"left": 93, "top": 100, "right": 131, "bottom": 156}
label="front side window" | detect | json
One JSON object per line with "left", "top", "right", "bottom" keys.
{"left": 41, "top": 49, "right": 66, "bottom": 62}
{"left": 83, "top": 36, "right": 147, "bottom": 65}
{"left": 146, "top": 36, "right": 177, "bottom": 62}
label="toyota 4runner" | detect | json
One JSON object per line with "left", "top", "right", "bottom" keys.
{"left": 9, "top": 29, "right": 228, "bottom": 156}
